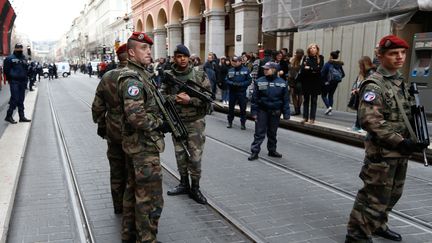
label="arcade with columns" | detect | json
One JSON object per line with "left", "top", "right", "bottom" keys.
{"left": 131, "top": 0, "right": 276, "bottom": 59}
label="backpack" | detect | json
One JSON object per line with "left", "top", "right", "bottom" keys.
{"left": 327, "top": 64, "right": 343, "bottom": 83}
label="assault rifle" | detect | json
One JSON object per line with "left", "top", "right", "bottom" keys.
{"left": 163, "top": 73, "right": 222, "bottom": 108}
{"left": 409, "top": 82, "right": 430, "bottom": 166}
{"left": 150, "top": 78, "right": 190, "bottom": 157}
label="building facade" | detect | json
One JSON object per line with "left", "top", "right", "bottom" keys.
{"left": 131, "top": 0, "right": 275, "bottom": 59}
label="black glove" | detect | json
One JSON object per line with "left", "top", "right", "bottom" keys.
{"left": 97, "top": 126, "right": 106, "bottom": 139}
{"left": 397, "top": 139, "right": 426, "bottom": 155}
{"left": 157, "top": 121, "right": 172, "bottom": 133}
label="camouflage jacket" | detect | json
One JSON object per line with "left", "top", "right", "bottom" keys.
{"left": 358, "top": 65, "right": 414, "bottom": 159}
{"left": 161, "top": 64, "right": 211, "bottom": 122}
{"left": 92, "top": 63, "right": 126, "bottom": 143}
{"left": 118, "top": 60, "right": 165, "bottom": 155}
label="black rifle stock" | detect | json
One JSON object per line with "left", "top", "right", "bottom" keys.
{"left": 164, "top": 73, "right": 223, "bottom": 108}
{"left": 409, "top": 82, "right": 430, "bottom": 166}
{"left": 150, "top": 78, "right": 190, "bottom": 157}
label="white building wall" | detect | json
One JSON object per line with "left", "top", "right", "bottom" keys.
{"left": 293, "top": 19, "right": 391, "bottom": 112}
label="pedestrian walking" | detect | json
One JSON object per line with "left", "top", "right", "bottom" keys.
{"left": 298, "top": 43, "right": 324, "bottom": 124}
{"left": 28, "top": 61, "right": 37, "bottom": 91}
{"left": 218, "top": 57, "right": 231, "bottom": 105}
{"left": 226, "top": 55, "right": 251, "bottom": 130}
{"left": 48, "top": 63, "right": 54, "bottom": 80}
{"left": 248, "top": 62, "right": 290, "bottom": 161}
{"left": 345, "top": 35, "right": 429, "bottom": 243}
{"left": 349, "top": 56, "right": 376, "bottom": 132}
{"left": 321, "top": 50, "right": 345, "bottom": 116}
{"left": 203, "top": 52, "right": 220, "bottom": 100}
{"left": 3, "top": 43, "right": 31, "bottom": 124}
{"left": 162, "top": 44, "right": 211, "bottom": 205}
{"left": 53, "top": 63, "right": 58, "bottom": 79}
{"left": 91, "top": 44, "right": 128, "bottom": 215}
{"left": 288, "top": 49, "right": 304, "bottom": 115}
{"left": 87, "top": 62, "right": 93, "bottom": 78}
{"left": 117, "top": 32, "right": 166, "bottom": 243}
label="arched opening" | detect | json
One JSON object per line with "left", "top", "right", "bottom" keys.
{"left": 188, "top": 0, "right": 202, "bottom": 17}
{"left": 170, "top": 1, "right": 184, "bottom": 24}
{"left": 136, "top": 19, "right": 143, "bottom": 32}
{"left": 145, "top": 15, "right": 155, "bottom": 32}
{"left": 156, "top": 8, "right": 168, "bottom": 29}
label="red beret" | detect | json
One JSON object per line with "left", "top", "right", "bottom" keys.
{"left": 116, "top": 43, "right": 127, "bottom": 55}
{"left": 129, "top": 32, "right": 153, "bottom": 45}
{"left": 379, "top": 35, "right": 409, "bottom": 49}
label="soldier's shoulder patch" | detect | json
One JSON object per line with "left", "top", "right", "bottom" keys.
{"left": 363, "top": 91, "right": 377, "bottom": 102}
{"left": 127, "top": 85, "right": 140, "bottom": 97}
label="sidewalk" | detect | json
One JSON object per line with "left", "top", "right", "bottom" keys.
{"left": 0, "top": 87, "right": 37, "bottom": 243}
{"left": 214, "top": 101, "right": 432, "bottom": 162}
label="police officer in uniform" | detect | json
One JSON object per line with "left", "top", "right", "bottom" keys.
{"left": 92, "top": 44, "right": 128, "bottom": 215}
{"left": 248, "top": 62, "right": 290, "bottom": 161}
{"left": 226, "top": 55, "right": 251, "bottom": 130}
{"left": 117, "top": 32, "right": 167, "bottom": 243}
{"left": 3, "top": 43, "right": 31, "bottom": 124}
{"left": 162, "top": 44, "right": 211, "bottom": 205}
{"left": 345, "top": 35, "right": 429, "bottom": 243}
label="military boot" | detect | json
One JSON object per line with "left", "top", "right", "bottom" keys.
{"left": 167, "top": 175, "right": 190, "bottom": 196}
{"left": 189, "top": 180, "right": 207, "bottom": 204}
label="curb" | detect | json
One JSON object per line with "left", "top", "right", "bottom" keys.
{"left": 214, "top": 104, "right": 432, "bottom": 163}
{"left": 0, "top": 88, "right": 38, "bottom": 243}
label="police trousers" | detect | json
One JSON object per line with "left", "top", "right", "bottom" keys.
{"left": 346, "top": 157, "right": 408, "bottom": 242}
{"left": 7, "top": 80, "right": 27, "bottom": 118}
{"left": 228, "top": 90, "right": 248, "bottom": 124}
{"left": 250, "top": 109, "right": 281, "bottom": 154}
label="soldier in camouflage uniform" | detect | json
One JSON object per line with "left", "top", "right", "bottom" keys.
{"left": 161, "top": 44, "right": 211, "bottom": 205}
{"left": 92, "top": 44, "right": 128, "bottom": 214}
{"left": 345, "top": 35, "right": 428, "bottom": 243}
{"left": 117, "top": 32, "right": 167, "bottom": 243}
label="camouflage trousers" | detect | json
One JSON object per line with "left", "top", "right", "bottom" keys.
{"left": 172, "top": 118, "right": 206, "bottom": 181}
{"left": 346, "top": 157, "right": 408, "bottom": 242}
{"left": 107, "top": 141, "right": 127, "bottom": 212}
{"left": 121, "top": 151, "right": 163, "bottom": 243}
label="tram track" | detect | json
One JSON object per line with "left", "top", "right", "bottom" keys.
{"left": 46, "top": 81, "right": 96, "bottom": 243}
{"left": 71, "top": 86, "right": 262, "bottom": 243}
{"left": 205, "top": 133, "right": 432, "bottom": 235}
{"left": 69, "top": 81, "right": 432, "bottom": 241}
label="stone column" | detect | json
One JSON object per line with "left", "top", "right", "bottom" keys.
{"left": 166, "top": 24, "right": 183, "bottom": 56}
{"left": 205, "top": 10, "right": 226, "bottom": 57}
{"left": 182, "top": 17, "right": 201, "bottom": 56}
{"left": 232, "top": 1, "right": 260, "bottom": 54}
{"left": 153, "top": 28, "right": 167, "bottom": 59}
{"left": 146, "top": 32, "right": 155, "bottom": 58}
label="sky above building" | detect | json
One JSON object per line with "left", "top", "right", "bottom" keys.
{"left": 10, "top": 0, "right": 86, "bottom": 41}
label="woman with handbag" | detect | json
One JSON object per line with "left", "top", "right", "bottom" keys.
{"left": 288, "top": 49, "right": 304, "bottom": 115}
{"left": 349, "top": 56, "right": 376, "bottom": 132}
{"left": 300, "top": 43, "right": 324, "bottom": 124}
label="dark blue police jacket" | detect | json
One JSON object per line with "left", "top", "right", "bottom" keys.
{"left": 251, "top": 75, "right": 290, "bottom": 116}
{"left": 3, "top": 53, "right": 28, "bottom": 82}
{"left": 226, "top": 65, "right": 251, "bottom": 92}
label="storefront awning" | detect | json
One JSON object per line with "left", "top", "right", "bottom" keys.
{"left": 262, "top": 0, "right": 430, "bottom": 33}
{"left": 0, "top": 0, "right": 16, "bottom": 55}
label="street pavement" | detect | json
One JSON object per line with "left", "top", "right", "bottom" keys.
{"left": 2, "top": 73, "right": 432, "bottom": 243}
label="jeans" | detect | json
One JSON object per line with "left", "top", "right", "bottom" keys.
{"left": 221, "top": 89, "right": 229, "bottom": 102}
{"left": 321, "top": 83, "right": 338, "bottom": 108}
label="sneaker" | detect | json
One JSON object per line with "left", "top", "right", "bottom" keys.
{"left": 325, "top": 107, "right": 332, "bottom": 115}
{"left": 351, "top": 126, "right": 361, "bottom": 132}
{"left": 327, "top": 111, "right": 332, "bottom": 116}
